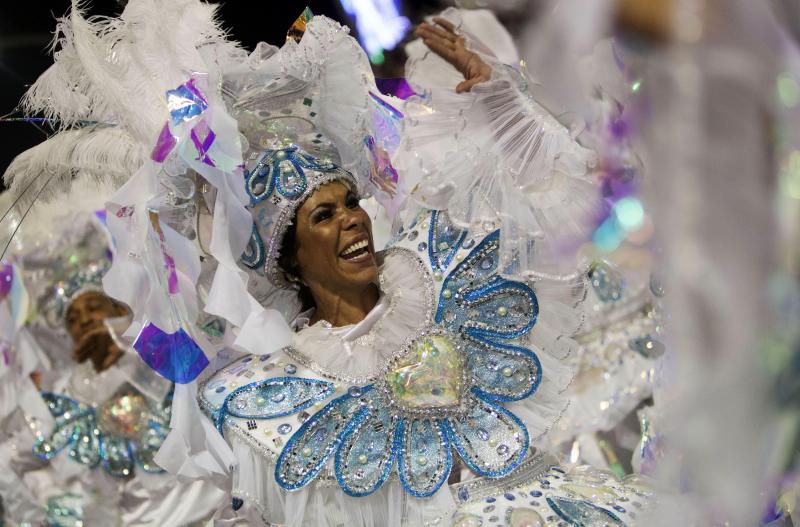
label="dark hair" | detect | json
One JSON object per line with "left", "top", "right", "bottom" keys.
{"left": 278, "top": 222, "right": 316, "bottom": 312}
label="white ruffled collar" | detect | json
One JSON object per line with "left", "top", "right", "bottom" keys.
{"left": 286, "top": 248, "right": 435, "bottom": 384}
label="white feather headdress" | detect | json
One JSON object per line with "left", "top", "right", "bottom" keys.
{"left": 3, "top": 0, "right": 241, "bottom": 208}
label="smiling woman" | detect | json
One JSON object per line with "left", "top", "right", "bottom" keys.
{"left": 195, "top": 8, "right": 653, "bottom": 525}
{"left": 285, "top": 181, "right": 380, "bottom": 327}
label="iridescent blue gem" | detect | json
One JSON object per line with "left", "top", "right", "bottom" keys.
{"left": 242, "top": 357, "right": 252, "bottom": 363}
{"left": 231, "top": 497, "right": 244, "bottom": 511}
{"left": 504, "top": 493, "right": 515, "bottom": 501}
{"left": 462, "top": 238, "right": 475, "bottom": 249}
{"left": 284, "top": 364, "right": 297, "bottom": 374}
{"left": 530, "top": 490, "right": 543, "bottom": 497}
{"left": 486, "top": 497, "right": 496, "bottom": 503}
{"left": 418, "top": 242, "right": 428, "bottom": 251}
{"left": 458, "top": 487, "right": 469, "bottom": 502}
{"left": 277, "top": 423, "right": 293, "bottom": 435}
{"left": 215, "top": 386, "right": 226, "bottom": 393}
{"left": 589, "top": 261, "right": 624, "bottom": 303}
{"left": 476, "top": 428, "right": 490, "bottom": 441}
{"left": 348, "top": 386, "right": 363, "bottom": 398}
{"left": 259, "top": 354, "right": 271, "bottom": 362}
{"left": 480, "top": 257, "right": 493, "bottom": 270}
{"left": 270, "top": 393, "right": 286, "bottom": 403}
{"left": 614, "top": 505, "right": 626, "bottom": 513}
{"left": 496, "top": 444, "right": 509, "bottom": 456}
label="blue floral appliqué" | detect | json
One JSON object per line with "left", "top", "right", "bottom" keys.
{"left": 214, "top": 377, "right": 335, "bottom": 434}
{"left": 219, "top": 220, "right": 543, "bottom": 499}
{"left": 244, "top": 145, "right": 342, "bottom": 204}
{"left": 33, "top": 392, "right": 170, "bottom": 478}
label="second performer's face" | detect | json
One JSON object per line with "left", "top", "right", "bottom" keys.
{"left": 65, "top": 291, "right": 128, "bottom": 372}
{"left": 293, "top": 181, "right": 378, "bottom": 293}
{"left": 65, "top": 291, "right": 121, "bottom": 343}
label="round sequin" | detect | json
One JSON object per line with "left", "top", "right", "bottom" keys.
{"left": 442, "top": 289, "right": 453, "bottom": 299}
{"left": 270, "top": 393, "right": 286, "bottom": 403}
{"left": 418, "top": 242, "right": 428, "bottom": 251}
{"left": 496, "top": 306, "right": 508, "bottom": 317}
{"left": 277, "top": 423, "right": 293, "bottom": 435}
{"left": 480, "top": 257, "right": 494, "bottom": 270}
{"left": 348, "top": 386, "right": 363, "bottom": 398}
{"left": 284, "top": 364, "right": 297, "bottom": 374}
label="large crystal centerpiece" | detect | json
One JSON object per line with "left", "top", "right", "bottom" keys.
{"left": 385, "top": 334, "right": 464, "bottom": 409}
{"left": 97, "top": 392, "right": 149, "bottom": 439}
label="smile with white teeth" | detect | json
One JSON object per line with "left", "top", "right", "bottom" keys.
{"left": 340, "top": 239, "right": 370, "bottom": 259}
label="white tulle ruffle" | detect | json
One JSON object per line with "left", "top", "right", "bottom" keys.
{"left": 395, "top": 7, "right": 599, "bottom": 279}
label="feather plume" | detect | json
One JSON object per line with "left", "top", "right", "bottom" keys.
{"left": 7, "top": 0, "right": 241, "bottom": 206}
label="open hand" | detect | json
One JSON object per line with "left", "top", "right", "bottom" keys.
{"left": 414, "top": 17, "right": 492, "bottom": 93}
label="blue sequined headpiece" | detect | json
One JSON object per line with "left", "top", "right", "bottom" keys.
{"left": 240, "top": 139, "right": 356, "bottom": 288}
{"left": 228, "top": 77, "right": 358, "bottom": 290}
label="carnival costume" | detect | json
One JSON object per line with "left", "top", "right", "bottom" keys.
{"left": 0, "top": 183, "right": 224, "bottom": 526}
{"left": 1, "top": 2, "right": 658, "bottom": 526}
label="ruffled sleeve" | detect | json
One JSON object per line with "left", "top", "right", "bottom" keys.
{"left": 394, "top": 7, "right": 599, "bottom": 279}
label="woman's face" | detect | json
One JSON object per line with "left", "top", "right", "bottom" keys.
{"left": 292, "top": 181, "right": 377, "bottom": 293}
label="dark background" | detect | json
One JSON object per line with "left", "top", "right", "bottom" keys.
{"left": 0, "top": 0, "right": 441, "bottom": 190}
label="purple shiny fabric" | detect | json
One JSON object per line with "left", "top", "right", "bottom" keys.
{"left": 133, "top": 323, "right": 209, "bottom": 383}
{"left": 375, "top": 78, "right": 417, "bottom": 101}
{"left": 166, "top": 78, "right": 208, "bottom": 125}
{"left": 151, "top": 122, "right": 177, "bottom": 162}
{"left": 0, "top": 264, "right": 13, "bottom": 302}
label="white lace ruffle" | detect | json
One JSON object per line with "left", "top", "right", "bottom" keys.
{"left": 290, "top": 249, "right": 433, "bottom": 381}
{"left": 395, "top": 7, "right": 599, "bottom": 279}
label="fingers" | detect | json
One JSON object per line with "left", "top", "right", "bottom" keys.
{"left": 415, "top": 24, "right": 455, "bottom": 51}
{"left": 455, "top": 72, "right": 491, "bottom": 93}
{"left": 421, "top": 36, "right": 456, "bottom": 61}
{"left": 431, "top": 17, "right": 457, "bottom": 34}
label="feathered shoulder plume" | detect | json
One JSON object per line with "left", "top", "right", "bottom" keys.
{"left": 3, "top": 0, "right": 241, "bottom": 209}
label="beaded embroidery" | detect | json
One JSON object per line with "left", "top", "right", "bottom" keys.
{"left": 546, "top": 496, "right": 627, "bottom": 526}
{"left": 31, "top": 392, "right": 170, "bottom": 478}
{"left": 213, "top": 212, "right": 551, "bottom": 498}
